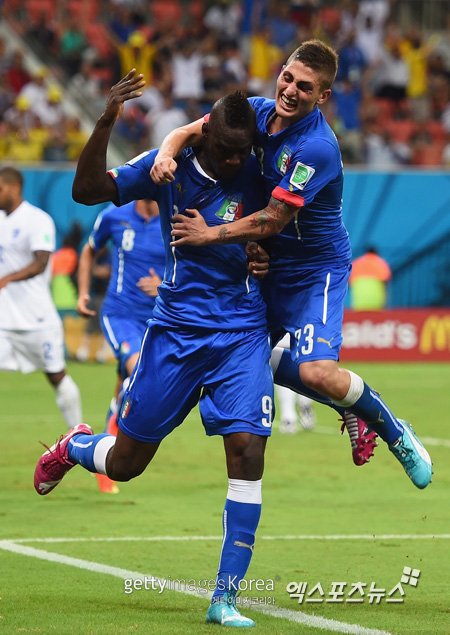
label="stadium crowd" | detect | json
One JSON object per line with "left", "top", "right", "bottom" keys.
{"left": 1, "top": 0, "right": 450, "bottom": 166}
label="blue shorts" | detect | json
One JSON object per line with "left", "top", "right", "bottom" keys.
{"left": 118, "top": 321, "right": 274, "bottom": 443}
{"left": 263, "top": 264, "right": 351, "bottom": 364}
{"left": 100, "top": 309, "right": 147, "bottom": 377}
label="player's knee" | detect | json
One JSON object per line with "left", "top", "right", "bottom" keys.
{"left": 299, "top": 362, "right": 329, "bottom": 392}
{"left": 108, "top": 457, "right": 146, "bottom": 482}
{"left": 226, "top": 434, "right": 266, "bottom": 480}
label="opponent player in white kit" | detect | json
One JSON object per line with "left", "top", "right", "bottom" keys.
{"left": 0, "top": 166, "right": 82, "bottom": 430}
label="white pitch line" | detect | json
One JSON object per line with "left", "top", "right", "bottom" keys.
{"left": 0, "top": 539, "right": 391, "bottom": 635}
{"left": 8, "top": 534, "right": 450, "bottom": 544}
{"left": 300, "top": 425, "right": 450, "bottom": 448}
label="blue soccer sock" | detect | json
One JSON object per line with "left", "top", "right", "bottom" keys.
{"left": 272, "top": 348, "right": 346, "bottom": 416}
{"left": 67, "top": 433, "right": 116, "bottom": 474}
{"left": 332, "top": 371, "right": 404, "bottom": 445}
{"left": 212, "top": 479, "right": 262, "bottom": 603}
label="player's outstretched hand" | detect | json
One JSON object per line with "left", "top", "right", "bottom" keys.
{"left": 246, "top": 242, "right": 270, "bottom": 280}
{"left": 102, "top": 69, "right": 145, "bottom": 126}
{"left": 137, "top": 268, "right": 162, "bottom": 297}
{"left": 150, "top": 157, "right": 177, "bottom": 184}
{"left": 170, "top": 209, "right": 211, "bottom": 246}
{"left": 76, "top": 293, "right": 96, "bottom": 317}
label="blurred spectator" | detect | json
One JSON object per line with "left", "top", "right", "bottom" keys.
{"left": 19, "top": 67, "right": 48, "bottom": 111}
{"left": 31, "top": 84, "right": 66, "bottom": 127}
{"left": 147, "top": 93, "right": 189, "bottom": 149}
{"left": 70, "top": 59, "right": 104, "bottom": 111}
{"left": 0, "top": 37, "right": 13, "bottom": 77}
{"left": 108, "top": 4, "right": 140, "bottom": 43}
{"left": 335, "top": 28, "right": 367, "bottom": 85}
{"left": 349, "top": 247, "right": 392, "bottom": 310}
{"left": 203, "top": 0, "right": 242, "bottom": 47}
{"left": 117, "top": 30, "right": 156, "bottom": 86}
{"left": 59, "top": 15, "right": 88, "bottom": 76}
{"left": 400, "top": 28, "right": 432, "bottom": 121}
{"left": 51, "top": 222, "right": 82, "bottom": 314}
{"left": 65, "top": 117, "right": 89, "bottom": 162}
{"left": 202, "top": 54, "right": 227, "bottom": 108}
{"left": 429, "top": 74, "right": 450, "bottom": 121}
{"left": 127, "top": 78, "right": 166, "bottom": 117}
{"left": 25, "top": 11, "right": 58, "bottom": 60}
{"left": 0, "top": 73, "right": 14, "bottom": 119}
{"left": 43, "top": 128, "right": 68, "bottom": 162}
{"left": 354, "top": 0, "right": 391, "bottom": 64}
{"left": 314, "top": 6, "right": 342, "bottom": 47}
{"left": 171, "top": 38, "right": 204, "bottom": 105}
{"left": 115, "top": 105, "right": 148, "bottom": 154}
{"left": 332, "top": 78, "right": 363, "bottom": 163}
{"left": 6, "top": 126, "right": 44, "bottom": 162}
{"left": 4, "top": 94, "right": 38, "bottom": 131}
{"left": 268, "top": 2, "right": 297, "bottom": 54}
{"left": 247, "top": 27, "right": 283, "bottom": 97}
{"left": 363, "top": 122, "right": 411, "bottom": 167}
{"left": 373, "top": 41, "right": 409, "bottom": 103}
{"left": 5, "top": 50, "right": 31, "bottom": 94}
{"left": 221, "top": 42, "right": 247, "bottom": 90}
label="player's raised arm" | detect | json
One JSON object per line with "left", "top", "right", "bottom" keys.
{"left": 72, "top": 70, "right": 145, "bottom": 206}
{"left": 150, "top": 119, "right": 204, "bottom": 184}
{"left": 171, "top": 195, "right": 300, "bottom": 246}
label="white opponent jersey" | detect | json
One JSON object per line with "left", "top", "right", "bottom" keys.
{"left": 0, "top": 201, "right": 62, "bottom": 330}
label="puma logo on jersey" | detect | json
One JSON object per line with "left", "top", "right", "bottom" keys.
{"left": 176, "top": 183, "right": 187, "bottom": 198}
{"left": 317, "top": 336, "right": 334, "bottom": 348}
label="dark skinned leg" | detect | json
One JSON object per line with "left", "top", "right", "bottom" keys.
{"left": 105, "top": 427, "right": 161, "bottom": 482}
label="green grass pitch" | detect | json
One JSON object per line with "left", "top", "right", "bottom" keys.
{"left": 1, "top": 361, "right": 449, "bottom": 634}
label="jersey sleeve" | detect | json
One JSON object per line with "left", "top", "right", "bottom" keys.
{"left": 29, "top": 212, "right": 55, "bottom": 253}
{"left": 108, "top": 150, "right": 159, "bottom": 206}
{"left": 272, "top": 137, "right": 341, "bottom": 207}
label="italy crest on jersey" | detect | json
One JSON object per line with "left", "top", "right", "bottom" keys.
{"left": 215, "top": 197, "right": 243, "bottom": 222}
{"left": 289, "top": 161, "right": 315, "bottom": 190}
{"left": 277, "top": 146, "right": 292, "bottom": 176}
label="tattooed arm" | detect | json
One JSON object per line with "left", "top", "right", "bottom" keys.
{"left": 170, "top": 196, "right": 300, "bottom": 246}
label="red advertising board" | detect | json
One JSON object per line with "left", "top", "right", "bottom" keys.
{"left": 340, "top": 309, "right": 450, "bottom": 362}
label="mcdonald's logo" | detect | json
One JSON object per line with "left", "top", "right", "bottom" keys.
{"left": 419, "top": 315, "right": 450, "bottom": 354}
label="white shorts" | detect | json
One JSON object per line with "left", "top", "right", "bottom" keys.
{"left": 0, "top": 325, "right": 66, "bottom": 374}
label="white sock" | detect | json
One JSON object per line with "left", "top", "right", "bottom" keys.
{"left": 227, "top": 478, "right": 262, "bottom": 504}
{"left": 55, "top": 374, "right": 82, "bottom": 429}
{"left": 276, "top": 384, "right": 298, "bottom": 422}
{"left": 332, "top": 371, "right": 364, "bottom": 407}
{"left": 270, "top": 346, "right": 285, "bottom": 373}
{"left": 93, "top": 436, "right": 116, "bottom": 475}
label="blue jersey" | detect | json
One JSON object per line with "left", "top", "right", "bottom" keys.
{"left": 249, "top": 97, "right": 352, "bottom": 268}
{"left": 89, "top": 201, "right": 165, "bottom": 323}
{"left": 109, "top": 148, "right": 267, "bottom": 331}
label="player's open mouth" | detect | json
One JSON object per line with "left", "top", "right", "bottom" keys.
{"left": 280, "top": 94, "right": 297, "bottom": 110}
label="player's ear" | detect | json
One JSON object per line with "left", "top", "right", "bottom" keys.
{"left": 317, "top": 89, "right": 331, "bottom": 105}
{"left": 202, "top": 121, "right": 209, "bottom": 138}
